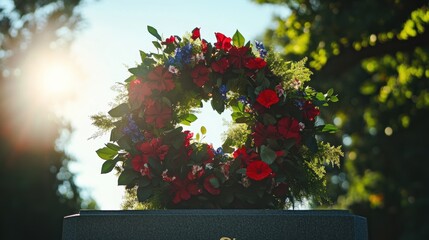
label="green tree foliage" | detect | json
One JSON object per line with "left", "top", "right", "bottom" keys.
{"left": 254, "top": 0, "right": 429, "bottom": 239}
{"left": 0, "top": 1, "right": 95, "bottom": 239}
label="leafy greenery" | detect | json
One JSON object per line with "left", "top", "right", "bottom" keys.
{"left": 255, "top": 0, "right": 429, "bottom": 238}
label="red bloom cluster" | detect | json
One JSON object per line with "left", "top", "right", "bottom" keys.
{"left": 253, "top": 117, "right": 302, "bottom": 147}
{"left": 132, "top": 138, "right": 169, "bottom": 178}
{"left": 303, "top": 100, "right": 320, "bottom": 121}
{"left": 192, "top": 65, "right": 211, "bottom": 87}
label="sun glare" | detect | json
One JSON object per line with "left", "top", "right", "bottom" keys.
{"left": 39, "top": 64, "right": 75, "bottom": 95}
{"left": 21, "top": 51, "right": 81, "bottom": 107}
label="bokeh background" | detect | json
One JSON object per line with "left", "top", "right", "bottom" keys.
{"left": 1, "top": 0, "right": 428, "bottom": 239}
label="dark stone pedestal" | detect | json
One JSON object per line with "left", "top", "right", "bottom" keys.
{"left": 63, "top": 210, "right": 367, "bottom": 240}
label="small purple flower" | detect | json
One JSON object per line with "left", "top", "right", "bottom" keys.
{"left": 122, "top": 115, "right": 145, "bottom": 143}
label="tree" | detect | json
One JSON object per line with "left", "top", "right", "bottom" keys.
{"left": 0, "top": 1, "right": 95, "bottom": 239}
{"left": 253, "top": 0, "right": 429, "bottom": 239}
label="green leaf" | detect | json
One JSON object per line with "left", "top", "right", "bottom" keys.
{"left": 238, "top": 101, "right": 245, "bottom": 112}
{"left": 148, "top": 157, "right": 162, "bottom": 174}
{"left": 152, "top": 41, "right": 162, "bottom": 49}
{"left": 110, "top": 127, "right": 124, "bottom": 142}
{"left": 263, "top": 113, "right": 277, "bottom": 125}
{"left": 235, "top": 117, "right": 250, "bottom": 124}
{"left": 139, "top": 178, "right": 151, "bottom": 187}
{"left": 101, "top": 160, "right": 117, "bottom": 174}
{"left": 211, "top": 91, "right": 225, "bottom": 114}
{"left": 322, "top": 124, "right": 338, "bottom": 133}
{"left": 106, "top": 143, "right": 121, "bottom": 151}
{"left": 180, "top": 113, "right": 198, "bottom": 125}
{"left": 196, "top": 133, "right": 200, "bottom": 141}
{"left": 330, "top": 95, "right": 339, "bottom": 102}
{"left": 209, "top": 177, "right": 220, "bottom": 188}
{"left": 260, "top": 145, "right": 276, "bottom": 165}
{"left": 128, "top": 67, "right": 145, "bottom": 76}
{"left": 137, "top": 186, "right": 153, "bottom": 202}
{"left": 96, "top": 147, "right": 118, "bottom": 160}
{"left": 327, "top": 88, "right": 334, "bottom": 96}
{"left": 147, "top": 25, "right": 162, "bottom": 41}
{"left": 117, "top": 135, "right": 132, "bottom": 152}
{"left": 108, "top": 103, "right": 129, "bottom": 118}
{"left": 232, "top": 30, "right": 245, "bottom": 47}
{"left": 139, "top": 50, "right": 147, "bottom": 62}
{"left": 200, "top": 126, "right": 207, "bottom": 135}
{"left": 219, "top": 189, "right": 234, "bottom": 207}
{"left": 118, "top": 169, "right": 139, "bottom": 185}
{"left": 315, "top": 92, "right": 326, "bottom": 101}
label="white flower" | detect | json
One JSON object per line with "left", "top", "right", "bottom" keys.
{"left": 240, "top": 176, "right": 251, "bottom": 188}
{"left": 299, "top": 122, "right": 305, "bottom": 131}
{"left": 168, "top": 65, "right": 179, "bottom": 74}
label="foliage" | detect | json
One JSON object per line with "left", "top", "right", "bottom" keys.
{"left": 0, "top": 1, "right": 95, "bottom": 239}
{"left": 254, "top": 0, "right": 429, "bottom": 239}
{"left": 93, "top": 26, "right": 341, "bottom": 209}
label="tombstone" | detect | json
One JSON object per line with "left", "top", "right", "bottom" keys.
{"left": 63, "top": 209, "right": 367, "bottom": 240}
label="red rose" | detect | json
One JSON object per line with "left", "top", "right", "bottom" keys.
{"left": 233, "top": 146, "right": 247, "bottom": 159}
{"left": 203, "top": 144, "right": 215, "bottom": 164}
{"left": 303, "top": 101, "right": 320, "bottom": 121}
{"left": 246, "top": 160, "right": 272, "bottom": 181}
{"left": 136, "top": 138, "right": 169, "bottom": 161}
{"left": 228, "top": 46, "right": 249, "bottom": 68}
{"left": 277, "top": 117, "right": 301, "bottom": 144}
{"left": 162, "top": 35, "right": 176, "bottom": 45}
{"left": 201, "top": 39, "right": 208, "bottom": 52}
{"left": 147, "top": 66, "right": 175, "bottom": 92}
{"left": 191, "top": 64, "right": 211, "bottom": 87}
{"left": 253, "top": 122, "right": 279, "bottom": 147}
{"left": 245, "top": 57, "right": 267, "bottom": 70}
{"left": 128, "top": 79, "right": 152, "bottom": 104}
{"left": 131, "top": 155, "right": 151, "bottom": 178}
{"left": 183, "top": 130, "right": 193, "bottom": 148}
{"left": 214, "top": 32, "right": 232, "bottom": 51}
{"left": 171, "top": 178, "right": 202, "bottom": 204}
{"left": 211, "top": 58, "right": 230, "bottom": 73}
{"left": 233, "top": 146, "right": 260, "bottom": 166}
{"left": 256, "top": 89, "right": 279, "bottom": 108}
{"left": 144, "top": 102, "right": 172, "bottom": 128}
{"left": 191, "top": 27, "right": 200, "bottom": 40}
{"left": 203, "top": 175, "right": 221, "bottom": 195}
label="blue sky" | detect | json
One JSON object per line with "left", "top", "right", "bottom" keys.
{"left": 67, "top": 0, "right": 289, "bottom": 209}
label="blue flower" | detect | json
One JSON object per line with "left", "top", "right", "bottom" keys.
{"left": 219, "top": 84, "right": 228, "bottom": 100}
{"left": 255, "top": 41, "right": 267, "bottom": 58}
{"left": 294, "top": 100, "right": 305, "bottom": 109}
{"left": 215, "top": 147, "right": 224, "bottom": 156}
{"left": 238, "top": 96, "right": 249, "bottom": 104}
{"left": 166, "top": 44, "right": 193, "bottom": 69}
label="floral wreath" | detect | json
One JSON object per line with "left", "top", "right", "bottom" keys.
{"left": 95, "top": 26, "right": 342, "bottom": 209}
